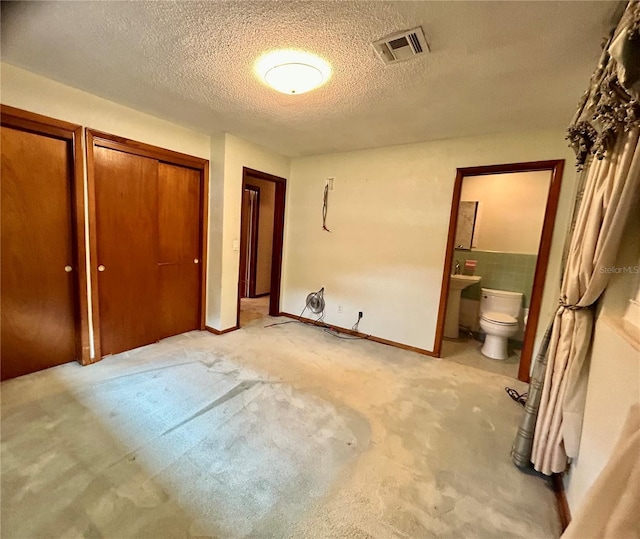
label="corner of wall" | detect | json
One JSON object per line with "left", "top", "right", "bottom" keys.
{"left": 215, "top": 133, "right": 291, "bottom": 329}
{"left": 205, "top": 134, "right": 226, "bottom": 329}
{"left": 284, "top": 131, "right": 576, "bottom": 352}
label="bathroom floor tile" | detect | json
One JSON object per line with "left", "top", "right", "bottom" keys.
{"left": 441, "top": 338, "right": 520, "bottom": 379}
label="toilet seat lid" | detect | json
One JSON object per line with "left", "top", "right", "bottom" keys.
{"left": 482, "top": 311, "right": 517, "bottom": 325}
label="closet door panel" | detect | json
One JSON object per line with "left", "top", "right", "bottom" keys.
{"left": 158, "top": 163, "right": 200, "bottom": 261}
{"left": 0, "top": 126, "right": 77, "bottom": 379}
{"left": 94, "top": 147, "right": 159, "bottom": 355}
{"left": 157, "top": 163, "right": 201, "bottom": 338}
{"left": 158, "top": 264, "right": 200, "bottom": 339}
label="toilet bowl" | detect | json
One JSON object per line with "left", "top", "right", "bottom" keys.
{"left": 480, "top": 312, "right": 518, "bottom": 359}
{"left": 479, "top": 288, "right": 523, "bottom": 360}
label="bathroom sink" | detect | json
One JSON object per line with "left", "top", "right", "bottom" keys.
{"left": 449, "top": 274, "right": 482, "bottom": 290}
{"left": 445, "top": 274, "right": 482, "bottom": 338}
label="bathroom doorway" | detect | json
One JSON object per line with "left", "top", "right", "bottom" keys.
{"left": 237, "top": 167, "right": 286, "bottom": 327}
{"left": 435, "top": 160, "right": 564, "bottom": 381}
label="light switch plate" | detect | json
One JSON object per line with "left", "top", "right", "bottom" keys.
{"left": 232, "top": 239, "right": 239, "bottom": 251}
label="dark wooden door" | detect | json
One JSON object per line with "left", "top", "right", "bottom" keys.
{"left": 94, "top": 147, "right": 159, "bottom": 355}
{"left": 239, "top": 187, "right": 260, "bottom": 299}
{"left": 239, "top": 189, "right": 251, "bottom": 299}
{"left": 157, "top": 163, "right": 201, "bottom": 339}
{"left": 1, "top": 126, "right": 77, "bottom": 379}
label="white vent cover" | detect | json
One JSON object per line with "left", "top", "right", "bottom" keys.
{"left": 372, "top": 27, "right": 430, "bottom": 65}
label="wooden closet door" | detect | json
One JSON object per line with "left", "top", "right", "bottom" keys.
{"left": 1, "top": 126, "right": 77, "bottom": 380}
{"left": 157, "top": 163, "right": 201, "bottom": 339}
{"left": 94, "top": 147, "right": 159, "bottom": 355}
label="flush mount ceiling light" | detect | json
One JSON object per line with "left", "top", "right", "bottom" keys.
{"left": 256, "top": 50, "right": 331, "bottom": 95}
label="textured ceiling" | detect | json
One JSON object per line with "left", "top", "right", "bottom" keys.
{"left": 0, "top": 1, "right": 621, "bottom": 157}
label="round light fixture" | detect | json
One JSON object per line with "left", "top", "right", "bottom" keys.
{"left": 256, "top": 50, "right": 331, "bottom": 95}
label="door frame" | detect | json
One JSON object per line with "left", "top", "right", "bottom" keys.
{"left": 237, "top": 167, "right": 287, "bottom": 326}
{"left": 434, "top": 159, "right": 564, "bottom": 382}
{"left": 0, "top": 105, "right": 90, "bottom": 364}
{"left": 86, "top": 129, "right": 209, "bottom": 360}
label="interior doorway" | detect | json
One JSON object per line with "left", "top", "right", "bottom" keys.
{"left": 237, "top": 167, "right": 286, "bottom": 327}
{"left": 435, "top": 160, "right": 565, "bottom": 382}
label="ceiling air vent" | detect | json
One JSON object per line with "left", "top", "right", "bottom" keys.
{"left": 372, "top": 27, "right": 430, "bottom": 65}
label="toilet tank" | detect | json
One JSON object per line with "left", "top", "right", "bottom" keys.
{"left": 480, "top": 288, "right": 523, "bottom": 318}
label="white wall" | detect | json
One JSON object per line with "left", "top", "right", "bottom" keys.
{"left": 283, "top": 130, "right": 577, "bottom": 352}
{"left": 462, "top": 170, "right": 551, "bottom": 254}
{"left": 564, "top": 197, "right": 640, "bottom": 514}
{"left": 206, "top": 135, "right": 226, "bottom": 329}
{"left": 0, "top": 63, "right": 212, "bottom": 358}
{"left": 215, "top": 134, "right": 290, "bottom": 329}
{"left": 0, "top": 64, "right": 210, "bottom": 158}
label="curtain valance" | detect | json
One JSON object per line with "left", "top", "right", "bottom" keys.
{"left": 567, "top": 1, "right": 640, "bottom": 168}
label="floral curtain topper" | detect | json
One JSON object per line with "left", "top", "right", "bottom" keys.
{"left": 567, "top": 1, "right": 640, "bottom": 168}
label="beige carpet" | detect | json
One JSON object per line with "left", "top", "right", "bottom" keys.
{"left": 239, "top": 296, "right": 270, "bottom": 326}
{"left": 1, "top": 313, "right": 560, "bottom": 538}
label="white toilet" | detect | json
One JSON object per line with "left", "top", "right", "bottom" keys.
{"left": 479, "top": 288, "right": 523, "bottom": 360}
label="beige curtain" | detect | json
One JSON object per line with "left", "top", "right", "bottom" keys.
{"left": 562, "top": 404, "right": 640, "bottom": 539}
{"left": 531, "top": 127, "right": 640, "bottom": 474}
{"left": 512, "top": 0, "right": 640, "bottom": 475}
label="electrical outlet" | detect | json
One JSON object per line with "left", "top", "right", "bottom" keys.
{"left": 337, "top": 305, "right": 343, "bottom": 313}
{"left": 325, "top": 177, "right": 335, "bottom": 191}
{"left": 358, "top": 311, "right": 363, "bottom": 319}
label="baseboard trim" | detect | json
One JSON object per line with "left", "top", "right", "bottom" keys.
{"left": 552, "top": 473, "right": 571, "bottom": 532}
{"left": 280, "top": 312, "right": 437, "bottom": 357}
{"left": 205, "top": 325, "right": 240, "bottom": 335}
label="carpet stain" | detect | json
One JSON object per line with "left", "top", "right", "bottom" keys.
{"left": 161, "top": 380, "right": 260, "bottom": 436}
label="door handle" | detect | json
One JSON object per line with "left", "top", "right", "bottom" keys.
{"left": 98, "top": 265, "right": 105, "bottom": 272}
{"left": 64, "top": 265, "right": 72, "bottom": 273}
{"left": 194, "top": 259, "right": 199, "bottom": 264}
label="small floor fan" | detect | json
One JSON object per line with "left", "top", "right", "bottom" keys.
{"left": 306, "top": 287, "right": 325, "bottom": 315}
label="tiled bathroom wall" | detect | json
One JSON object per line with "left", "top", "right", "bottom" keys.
{"left": 454, "top": 249, "right": 537, "bottom": 307}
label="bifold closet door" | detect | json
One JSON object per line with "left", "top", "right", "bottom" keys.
{"left": 1, "top": 126, "right": 77, "bottom": 379}
{"left": 94, "top": 147, "right": 159, "bottom": 356}
{"left": 157, "top": 163, "right": 201, "bottom": 339}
